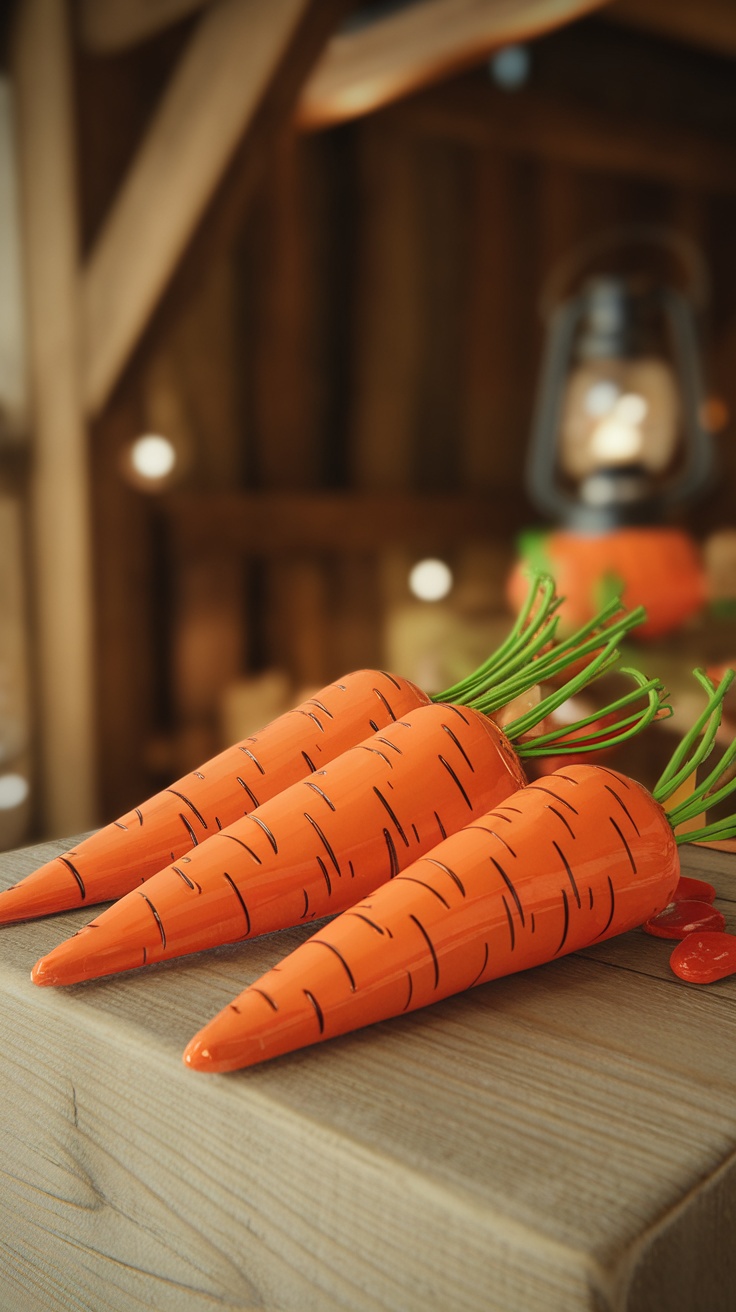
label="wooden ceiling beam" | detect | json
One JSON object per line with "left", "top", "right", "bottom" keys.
{"left": 74, "top": 0, "right": 215, "bottom": 52}
{"left": 297, "top": 0, "right": 608, "bottom": 129}
{"left": 80, "top": 0, "right": 351, "bottom": 419}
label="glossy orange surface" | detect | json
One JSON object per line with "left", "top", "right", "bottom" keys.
{"left": 184, "top": 764, "right": 680, "bottom": 1072}
{"left": 0, "top": 670, "right": 429, "bottom": 923}
{"left": 32, "top": 704, "right": 527, "bottom": 985}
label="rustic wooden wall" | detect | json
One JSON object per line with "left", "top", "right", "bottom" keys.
{"left": 77, "top": 13, "right": 736, "bottom": 820}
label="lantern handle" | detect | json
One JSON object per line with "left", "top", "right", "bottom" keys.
{"left": 539, "top": 224, "right": 710, "bottom": 320}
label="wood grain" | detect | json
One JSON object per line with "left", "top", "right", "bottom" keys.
{"left": 2, "top": 836, "right": 736, "bottom": 1309}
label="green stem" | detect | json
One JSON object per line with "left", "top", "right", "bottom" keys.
{"left": 653, "top": 669, "right": 735, "bottom": 805}
{"left": 653, "top": 668, "right": 736, "bottom": 843}
{"left": 514, "top": 669, "right": 668, "bottom": 758}
{"left": 471, "top": 602, "right": 645, "bottom": 723}
{"left": 433, "top": 572, "right": 559, "bottom": 705}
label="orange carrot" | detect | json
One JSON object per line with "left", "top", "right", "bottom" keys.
{"left": 1, "top": 578, "right": 627, "bottom": 926}
{"left": 183, "top": 671, "right": 736, "bottom": 1073}
{"left": 31, "top": 638, "right": 661, "bottom": 987}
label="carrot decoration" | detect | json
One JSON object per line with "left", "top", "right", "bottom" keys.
{"left": 0, "top": 573, "right": 569, "bottom": 926}
{"left": 182, "top": 671, "right": 736, "bottom": 1074}
{"left": 31, "top": 610, "right": 659, "bottom": 987}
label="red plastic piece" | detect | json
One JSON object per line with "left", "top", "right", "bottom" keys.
{"left": 670, "top": 931, "right": 736, "bottom": 983}
{"left": 643, "top": 899, "right": 725, "bottom": 940}
{"left": 672, "top": 876, "right": 716, "bottom": 904}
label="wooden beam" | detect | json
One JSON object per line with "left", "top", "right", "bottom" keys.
{"left": 386, "top": 79, "right": 736, "bottom": 194}
{"left": 81, "top": 0, "right": 350, "bottom": 419}
{"left": 605, "top": 0, "right": 736, "bottom": 60}
{"left": 74, "top": 0, "right": 214, "bottom": 52}
{"left": 11, "top": 0, "right": 97, "bottom": 836}
{"left": 161, "top": 491, "right": 529, "bottom": 556}
{"left": 297, "top": 0, "right": 609, "bottom": 129}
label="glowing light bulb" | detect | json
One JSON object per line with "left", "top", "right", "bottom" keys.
{"left": 0, "top": 772, "right": 28, "bottom": 809}
{"left": 408, "top": 558, "right": 453, "bottom": 602}
{"left": 130, "top": 434, "right": 176, "bottom": 481}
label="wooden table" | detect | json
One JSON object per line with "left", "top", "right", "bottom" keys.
{"left": 2, "top": 837, "right": 736, "bottom": 1312}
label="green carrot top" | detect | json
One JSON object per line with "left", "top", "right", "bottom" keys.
{"left": 653, "top": 668, "right": 736, "bottom": 844}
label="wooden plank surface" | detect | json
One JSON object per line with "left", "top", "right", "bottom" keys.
{"left": 2, "top": 837, "right": 736, "bottom": 1310}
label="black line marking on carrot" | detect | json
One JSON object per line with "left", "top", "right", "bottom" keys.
{"left": 425, "top": 858, "right": 466, "bottom": 897}
{"left": 317, "top": 856, "right": 332, "bottom": 896}
{"left": 369, "top": 719, "right": 379, "bottom": 732}
{"left": 446, "top": 704, "right": 471, "bottom": 724}
{"left": 218, "top": 832, "right": 262, "bottom": 864}
{"left": 533, "top": 785, "right": 578, "bottom": 814}
{"left": 135, "top": 808, "right": 143, "bottom": 825}
{"left": 59, "top": 857, "right": 85, "bottom": 900}
{"left": 404, "top": 971, "right": 414, "bottom": 1011}
{"left": 438, "top": 756, "right": 473, "bottom": 809}
{"left": 167, "top": 789, "right": 207, "bottom": 828}
{"left": 435, "top": 812, "right": 447, "bottom": 839}
{"left": 552, "top": 840, "right": 581, "bottom": 909}
{"left": 295, "top": 708, "right": 324, "bottom": 731}
{"left": 142, "top": 947, "right": 147, "bottom": 965}
{"left": 236, "top": 777, "right": 260, "bottom": 809}
{"left": 588, "top": 886, "right": 594, "bottom": 910}
{"left": 467, "top": 824, "right": 517, "bottom": 857}
{"left": 502, "top": 895, "right": 515, "bottom": 951}
{"left": 194, "top": 771, "right": 205, "bottom": 780}
{"left": 470, "top": 942, "right": 489, "bottom": 986}
{"left": 490, "top": 857, "right": 525, "bottom": 926}
{"left": 373, "top": 787, "right": 409, "bottom": 845}
{"left": 604, "top": 784, "right": 641, "bottom": 835}
{"left": 555, "top": 888, "right": 570, "bottom": 955}
{"left": 548, "top": 805, "right": 576, "bottom": 839}
{"left": 173, "top": 865, "right": 195, "bottom": 891}
{"left": 304, "top": 781, "right": 337, "bottom": 810}
{"left": 410, "top": 913, "right": 439, "bottom": 988}
{"left": 180, "top": 855, "right": 191, "bottom": 863}
{"left": 554, "top": 773, "right": 580, "bottom": 786}
{"left": 384, "top": 828, "right": 400, "bottom": 878}
{"left": 304, "top": 989, "right": 325, "bottom": 1034}
{"left": 140, "top": 893, "right": 166, "bottom": 948}
{"left": 375, "top": 736, "right": 402, "bottom": 754}
{"left": 114, "top": 821, "right": 128, "bottom": 831}
{"left": 179, "top": 813, "right": 199, "bottom": 847}
{"left": 247, "top": 813, "right": 278, "bottom": 854}
{"left": 348, "top": 911, "right": 385, "bottom": 935}
{"left": 229, "top": 1003, "right": 241, "bottom": 1014}
{"left": 301, "top": 750, "right": 317, "bottom": 772}
{"left": 301, "top": 889, "right": 309, "bottom": 919}
{"left": 597, "top": 765, "right": 632, "bottom": 789}
{"left": 307, "top": 698, "right": 334, "bottom": 719}
{"left": 441, "top": 723, "right": 475, "bottom": 771}
{"left": 373, "top": 688, "right": 397, "bottom": 720}
{"left": 308, "top": 939, "right": 357, "bottom": 991}
{"left": 398, "top": 875, "right": 450, "bottom": 907}
{"left": 215, "top": 816, "right": 223, "bottom": 831}
{"left": 597, "top": 876, "right": 616, "bottom": 937}
{"left": 610, "top": 816, "right": 637, "bottom": 872}
{"left": 223, "top": 872, "right": 251, "bottom": 934}
{"left": 239, "top": 746, "right": 265, "bottom": 774}
{"left": 251, "top": 987, "right": 278, "bottom": 1012}
{"left": 412, "top": 823, "right": 419, "bottom": 841}
{"left": 304, "top": 813, "right": 341, "bottom": 873}
{"left": 355, "top": 745, "right": 394, "bottom": 769}
{"left": 531, "top": 912, "right": 536, "bottom": 934}
{"left": 379, "top": 670, "right": 403, "bottom": 690}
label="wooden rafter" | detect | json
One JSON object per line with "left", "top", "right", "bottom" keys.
{"left": 81, "top": 0, "right": 353, "bottom": 419}
{"left": 12, "top": 0, "right": 97, "bottom": 835}
{"left": 297, "top": 0, "right": 609, "bottom": 129}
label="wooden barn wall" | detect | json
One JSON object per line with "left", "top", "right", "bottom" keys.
{"left": 77, "top": 17, "right": 736, "bottom": 821}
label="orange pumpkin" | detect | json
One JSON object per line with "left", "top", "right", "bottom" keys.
{"left": 508, "top": 526, "right": 707, "bottom": 639}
